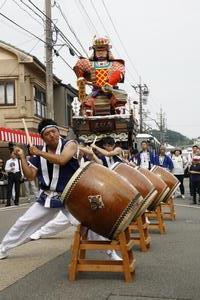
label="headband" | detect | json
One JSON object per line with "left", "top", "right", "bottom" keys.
{"left": 39, "top": 125, "right": 59, "bottom": 135}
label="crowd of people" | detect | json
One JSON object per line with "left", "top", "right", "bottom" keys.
{"left": 129, "top": 142, "right": 200, "bottom": 205}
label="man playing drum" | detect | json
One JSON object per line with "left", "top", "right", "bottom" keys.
{"left": 0, "top": 121, "right": 120, "bottom": 260}
{"left": 91, "top": 136, "right": 123, "bottom": 168}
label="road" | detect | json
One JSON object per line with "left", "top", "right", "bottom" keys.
{"left": 0, "top": 196, "right": 200, "bottom": 300}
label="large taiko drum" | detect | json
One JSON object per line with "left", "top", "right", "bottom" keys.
{"left": 138, "top": 167, "right": 170, "bottom": 211}
{"left": 61, "top": 161, "right": 144, "bottom": 239}
{"left": 111, "top": 162, "right": 158, "bottom": 218}
{"left": 151, "top": 166, "right": 180, "bottom": 203}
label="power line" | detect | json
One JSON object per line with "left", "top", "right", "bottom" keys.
{"left": 0, "top": 0, "right": 8, "bottom": 9}
{"left": 74, "top": 0, "right": 94, "bottom": 36}
{"left": 54, "top": 0, "right": 88, "bottom": 57}
{"left": 78, "top": 0, "right": 99, "bottom": 36}
{"left": 0, "top": 11, "right": 75, "bottom": 75}
{"left": 19, "top": 0, "right": 45, "bottom": 23}
{"left": 11, "top": 0, "right": 44, "bottom": 26}
{"left": 101, "top": 0, "right": 141, "bottom": 80}
{"left": 27, "top": 0, "right": 83, "bottom": 57}
{"left": 0, "top": 12, "right": 47, "bottom": 45}
{"left": 89, "top": 0, "right": 138, "bottom": 85}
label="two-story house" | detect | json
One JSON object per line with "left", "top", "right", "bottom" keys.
{"left": 0, "top": 40, "right": 77, "bottom": 160}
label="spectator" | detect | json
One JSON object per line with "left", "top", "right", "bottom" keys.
{"left": 188, "top": 145, "right": 199, "bottom": 197}
{"left": 189, "top": 153, "right": 200, "bottom": 205}
{"left": 5, "top": 151, "right": 21, "bottom": 206}
{"left": 0, "top": 159, "right": 8, "bottom": 204}
{"left": 136, "top": 141, "right": 156, "bottom": 170}
{"left": 171, "top": 149, "right": 188, "bottom": 199}
{"left": 155, "top": 145, "right": 174, "bottom": 171}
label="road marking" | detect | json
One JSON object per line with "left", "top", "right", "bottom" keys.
{"left": 175, "top": 203, "right": 200, "bottom": 209}
{"left": 0, "top": 203, "right": 31, "bottom": 212}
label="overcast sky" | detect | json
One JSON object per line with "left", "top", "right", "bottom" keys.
{"left": 0, "top": 0, "right": 200, "bottom": 138}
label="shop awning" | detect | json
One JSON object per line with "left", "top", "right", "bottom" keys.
{"left": 0, "top": 127, "right": 44, "bottom": 146}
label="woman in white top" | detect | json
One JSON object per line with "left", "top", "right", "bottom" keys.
{"left": 171, "top": 149, "right": 188, "bottom": 198}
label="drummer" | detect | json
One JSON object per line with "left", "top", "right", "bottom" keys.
{"left": 0, "top": 118, "right": 81, "bottom": 259}
{"left": 91, "top": 136, "right": 123, "bottom": 168}
{"left": 29, "top": 138, "right": 121, "bottom": 260}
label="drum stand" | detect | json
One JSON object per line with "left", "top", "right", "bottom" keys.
{"left": 146, "top": 205, "right": 166, "bottom": 234}
{"left": 68, "top": 224, "right": 136, "bottom": 282}
{"left": 128, "top": 213, "right": 151, "bottom": 252}
{"left": 161, "top": 197, "right": 176, "bottom": 221}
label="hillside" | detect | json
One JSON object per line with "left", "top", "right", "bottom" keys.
{"left": 148, "top": 129, "right": 194, "bottom": 146}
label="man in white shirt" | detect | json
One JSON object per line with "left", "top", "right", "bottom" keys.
{"left": 137, "top": 141, "right": 156, "bottom": 170}
{"left": 5, "top": 151, "right": 21, "bottom": 206}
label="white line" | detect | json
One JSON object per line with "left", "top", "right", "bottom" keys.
{"left": 0, "top": 203, "right": 31, "bottom": 212}
{"left": 175, "top": 203, "right": 200, "bottom": 209}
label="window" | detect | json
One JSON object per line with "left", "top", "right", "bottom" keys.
{"left": 33, "top": 86, "right": 46, "bottom": 118}
{"left": 0, "top": 81, "right": 15, "bottom": 105}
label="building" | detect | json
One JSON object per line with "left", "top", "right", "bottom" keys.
{"left": 0, "top": 40, "right": 77, "bottom": 160}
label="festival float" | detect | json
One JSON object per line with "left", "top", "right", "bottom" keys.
{"left": 72, "top": 37, "right": 138, "bottom": 145}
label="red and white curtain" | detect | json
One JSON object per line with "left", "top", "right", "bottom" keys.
{"left": 0, "top": 127, "right": 44, "bottom": 146}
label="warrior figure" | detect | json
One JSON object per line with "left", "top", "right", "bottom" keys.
{"left": 73, "top": 37, "right": 127, "bottom": 116}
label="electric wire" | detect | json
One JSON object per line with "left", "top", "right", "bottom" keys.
{"left": 101, "top": 0, "right": 141, "bottom": 79}
{"left": 0, "top": 12, "right": 46, "bottom": 45}
{"left": 27, "top": 0, "right": 83, "bottom": 57}
{"left": 89, "top": 0, "right": 138, "bottom": 85}
{"left": 74, "top": 0, "right": 95, "bottom": 37}
{"left": 0, "top": 0, "right": 8, "bottom": 9}
{"left": 11, "top": 0, "right": 44, "bottom": 26}
{"left": 78, "top": 0, "right": 100, "bottom": 36}
{"left": 54, "top": 0, "right": 88, "bottom": 57}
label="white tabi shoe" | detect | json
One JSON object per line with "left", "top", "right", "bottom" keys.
{"left": 0, "top": 245, "right": 8, "bottom": 260}
{"left": 30, "top": 231, "right": 41, "bottom": 240}
{"left": 106, "top": 250, "right": 122, "bottom": 261}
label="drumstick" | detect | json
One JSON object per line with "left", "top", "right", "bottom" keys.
{"left": 92, "top": 136, "right": 97, "bottom": 146}
{"left": 22, "top": 118, "right": 33, "bottom": 147}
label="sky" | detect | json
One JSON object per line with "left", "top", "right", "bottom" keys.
{"left": 0, "top": 0, "right": 200, "bottom": 138}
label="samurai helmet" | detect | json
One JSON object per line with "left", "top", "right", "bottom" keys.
{"left": 89, "top": 36, "right": 112, "bottom": 50}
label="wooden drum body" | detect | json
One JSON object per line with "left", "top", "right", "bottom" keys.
{"left": 151, "top": 166, "right": 180, "bottom": 203}
{"left": 138, "top": 167, "right": 170, "bottom": 211}
{"left": 111, "top": 162, "right": 158, "bottom": 218}
{"left": 61, "top": 162, "right": 144, "bottom": 239}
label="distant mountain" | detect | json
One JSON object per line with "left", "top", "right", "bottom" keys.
{"left": 148, "top": 129, "right": 194, "bottom": 146}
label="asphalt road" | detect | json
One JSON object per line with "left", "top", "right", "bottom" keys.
{"left": 0, "top": 195, "right": 200, "bottom": 300}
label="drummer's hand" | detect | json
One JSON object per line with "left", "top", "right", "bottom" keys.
{"left": 86, "top": 146, "right": 94, "bottom": 155}
{"left": 14, "top": 146, "right": 25, "bottom": 158}
{"left": 29, "top": 146, "right": 40, "bottom": 156}
{"left": 90, "top": 143, "right": 97, "bottom": 149}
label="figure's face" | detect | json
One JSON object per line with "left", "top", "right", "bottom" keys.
{"left": 193, "top": 146, "right": 198, "bottom": 154}
{"left": 160, "top": 147, "right": 166, "bottom": 155}
{"left": 175, "top": 150, "right": 180, "bottom": 156}
{"left": 195, "top": 148, "right": 200, "bottom": 155}
{"left": 103, "top": 144, "right": 114, "bottom": 152}
{"left": 141, "top": 142, "right": 148, "bottom": 151}
{"left": 42, "top": 127, "right": 60, "bottom": 148}
{"left": 95, "top": 49, "right": 107, "bottom": 60}
{"left": 11, "top": 152, "right": 16, "bottom": 159}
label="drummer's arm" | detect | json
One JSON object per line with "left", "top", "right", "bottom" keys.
{"left": 79, "top": 146, "right": 102, "bottom": 165}
{"left": 29, "top": 142, "right": 78, "bottom": 165}
{"left": 91, "top": 145, "right": 122, "bottom": 157}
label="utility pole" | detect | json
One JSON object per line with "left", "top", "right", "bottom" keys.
{"left": 132, "top": 77, "right": 149, "bottom": 133}
{"left": 157, "top": 107, "right": 166, "bottom": 143}
{"left": 45, "top": 0, "right": 54, "bottom": 119}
